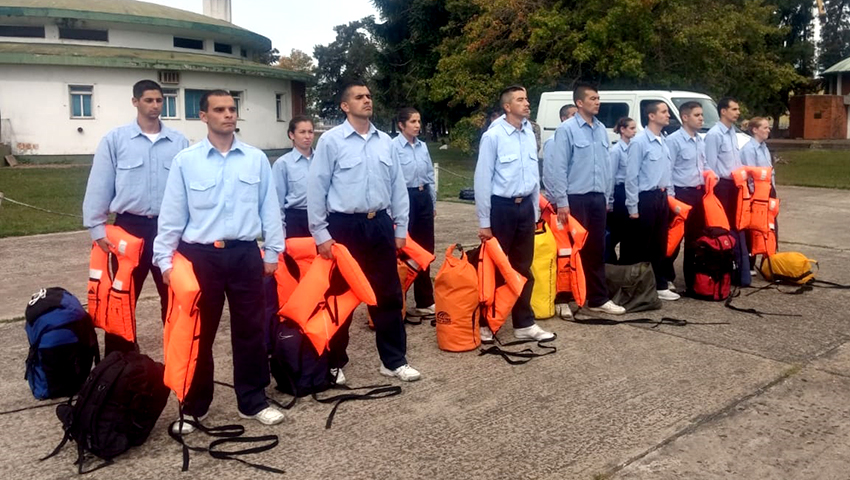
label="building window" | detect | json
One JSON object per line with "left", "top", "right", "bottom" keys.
{"left": 0, "top": 25, "right": 45, "bottom": 38}
{"left": 162, "top": 89, "right": 179, "bottom": 119}
{"left": 241, "top": 48, "right": 248, "bottom": 58}
{"left": 174, "top": 37, "right": 204, "bottom": 50}
{"left": 185, "top": 89, "right": 206, "bottom": 119}
{"left": 275, "top": 93, "right": 284, "bottom": 121}
{"left": 69, "top": 85, "right": 93, "bottom": 118}
{"left": 59, "top": 28, "right": 108, "bottom": 42}
{"left": 230, "top": 91, "right": 242, "bottom": 117}
{"left": 214, "top": 42, "right": 232, "bottom": 54}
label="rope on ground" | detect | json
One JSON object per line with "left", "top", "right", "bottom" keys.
{"left": 434, "top": 165, "right": 473, "bottom": 182}
{"left": 0, "top": 192, "right": 83, "bottom": 218}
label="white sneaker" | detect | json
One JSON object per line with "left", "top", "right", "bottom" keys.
{"left": 379, "top": 363, "right": 421, "bottom": 382}
{"left": 555, "top": 303, "right": 573, "bottom": 319}
{"left": 238, "top": 406, "right": 285, "bottom": 426}
{"left": 588, "top": 300, "right": 626, "bottom": 315}
{"left": 667, "top": 281, "right": 677, "bottom": 292}
{"left": 330, "top": 368, "right": 346, "bottom": 385}
{"left": 480, "top": 326, "right": 494, "bottom": 344}
{"left": 407, "top": 304, "right": 435, "bottom": 317}
{"left": 170, "top": 413, "right": 208, "bottom": 435}
{"left": 657, "top": 289, "right": 681, "bottom": 301}
{"left": 513, "top": 324, "right": 556, "bottom": 342}
{"left": 750, "top": 269, "right": 758, "bottom": 276}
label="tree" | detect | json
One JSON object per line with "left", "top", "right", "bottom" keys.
{"left": 312, "top": 19, "right": 379, "bottom": 120}
{"left": 278, "top": 49, "right": 315, "bottom": 73}
{"left": 258, "top": 47, "right": 280, "bottom": 65}
{"left": 819, "top": 0, "right": 850, "bottom": 72}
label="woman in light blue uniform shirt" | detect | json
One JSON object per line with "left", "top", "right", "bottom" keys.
{"left": 392, "top": 107, "right": 436, "bottom": 319}
{"left": 605, "top": 117, "right": 636, "bottom": 264}
{"left": 741, "top": 116, "right": 778, "bottom": 262}
{"left": 272, "top": 115, "right": 314, "bottom": 238}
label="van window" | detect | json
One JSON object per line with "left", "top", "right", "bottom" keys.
{"left": 639, "top": 100, "right": 682, "bottom": 135}
{"left": 672, "top": 97, "right": 720, "bottom": 133}
{"left": 597, "top": 103, "right": 630, "bottom": 127}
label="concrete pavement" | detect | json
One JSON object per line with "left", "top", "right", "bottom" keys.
{"left": 0, "top": 186, "right": 848, "bottom": 479}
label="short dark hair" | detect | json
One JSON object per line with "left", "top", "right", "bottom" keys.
{"left": 499, "top": 85, "right": 526, "bottom": 108}
{"left": 199, "top": 89, "right": 232, "bottom": 112}
{"left": 644, "top": 100, "right": 665, "bottom": 116}
{"left": 613, "top": 117, "right": 634, "bottom": 135}
{"left": 133, "top": 80, "right": 162, "bottom": 99}
{"left": 339, "top": 80, "right": 369, "bottom": 103}
{"left": 679, "top": 101, "right": 703, "bottom": 117}
{"left": 288, "top": 115, "right": 314, "bottom": 135}
{"left": 559, "top": 104, "right": 576, "bottom": 120}
{"left": 397, "top": 107, "right": 420, "bottom": 126}
{"left": 717, "top": 97, "right": 738, "bottom": 116}
{"left": 573, "top": 82, "right": 598, "bottom": 104}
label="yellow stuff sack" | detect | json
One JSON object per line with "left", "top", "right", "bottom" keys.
{"left": 760, "top": 252, "right": 817, "bottom": 285}
{"left": 530, "top": 222, "right": 557, "bottom": 319}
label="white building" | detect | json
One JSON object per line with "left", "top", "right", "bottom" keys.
{"left": 0, "top": 0, "right": 310, "bottom": 158}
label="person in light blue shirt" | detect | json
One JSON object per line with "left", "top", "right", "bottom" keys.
{"left": 474, "top": 85, "right": 555, "bottom": 342}
{"left": 741, "top": 116, "right": 779, "bottom": 265}
{"left": 542, "top": 104, "right": 576, "bottom": 192}
{"left": 272, "top": 115, "right": 314, "bottom": 238}
{"left": 153, "top": 90, "right": 285, "bottom": 433}
{"left": 544, "top": 83, "right": 625, "bottom": 315}
{"left": 392, "top": 107, "right": 436, "bottom": 319}
{"left": 605, "top": 117, "right": 636, "bottom": 264}
{"left": 307, "top": 81, "right": 420, "bottom": 383}
{"left": 622, "top": 100, "right": 679, "bottom": 301}
{"left": 666, "top": 101, "right": 708, "bottom": 293}
{"left": 82, "top": 79, "right": 189, "bottom": 354}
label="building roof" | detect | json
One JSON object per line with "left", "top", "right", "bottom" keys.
{"left": 824, "top": 57, "right": 850, "bottom": 75}
{"left": 0, "top": 42, "right": 311, "bottom": 82}
{"left": 0, "top": 0, "right": 272, "bottom": 51}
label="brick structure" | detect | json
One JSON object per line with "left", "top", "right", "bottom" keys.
{"left": 788, "top": 95, "right": 847, "bottom": 140}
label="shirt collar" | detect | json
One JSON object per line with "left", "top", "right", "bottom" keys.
{"left": 617, "top": 140, "right": 630, "bottom": 151}
{"left": 395, "top": 133, "right": 421, "bottom": 149}
{"left": 497, "top": 117, "right": 528, "bottom": 136}
{"left": 202, "top": 135, "right": 243, "bottom": 157}
{"left": 342, "top": 119, "right": 377, "bottom": 139}
{"left": 130, "top": 119, "right": 173, "bottom": 141}
{"left": 575, "top": 114, "right": 601, "bottom": 130}
{"left": 290, "top": 148, "right": 311, "bottom": 162}
{"left": 718, "top": 122, "right": 735, "bottom": 135}
{"left": 645, "top": 128, "right": 663, "bottom": 144}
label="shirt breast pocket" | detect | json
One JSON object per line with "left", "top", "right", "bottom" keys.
{"left": 337, "top": 156, "right": 364, "bottom": 184}
{"left": 238, "top": 173, "right": 260, "bottom": 203}
{"left": 720, "top": 141, "right": 732, "bottom": 153}
{"left": 649, "top": 150, "right": 662, "bottom": 162}
{"left": 188, "top": 179, "right": 217, "bottom": 210}
{"left": 116, "top": 158, "right": 144, "bottom": 186}
{"left": 572, "top": 141, "right": 591, "bottom": 162}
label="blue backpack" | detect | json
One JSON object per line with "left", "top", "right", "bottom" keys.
{"left": 25, "top": 287, "right": 99, "bottom": 399}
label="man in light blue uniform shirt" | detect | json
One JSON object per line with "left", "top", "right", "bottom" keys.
{"left": 308, "top": 81, "right": 420, "bottom": 383}
{"left": 622, "top": 101, "right": 678, "bottom": 301}
{"left": 82, "top": 79, "right": 189, "bottom": 354}
{"left": 666, "top": 101, "right": 706, "bottom": 293}
{"left": 475, "top": 85, "right": 554, "bottom": 342}
{"left": 545, "top": 83, "right": 625, "bottom": 315}
{"left": 542, "top": 103, "right": 577, "bottom": 191}
{"left": 153, "top": 90, "right": 285, "bottom": 432}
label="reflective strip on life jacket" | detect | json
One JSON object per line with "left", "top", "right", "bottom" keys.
{"left": 703, "top": 170, "right": 731, "bottom": 230}
{"left": 163, "top": 252, "right": 201, "bottom": 403}
{"left": 86, "top": 225, "right": 143, "bottom": 342}
{"left": 666, "top": 196, "right": 692, "bottom": 257}
{"left": 477, "top": 238, "right": 527, "bottom": 334}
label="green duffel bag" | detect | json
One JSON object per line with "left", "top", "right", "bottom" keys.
{"left": 604, "top": 262, "right": 662, "bottom": 313}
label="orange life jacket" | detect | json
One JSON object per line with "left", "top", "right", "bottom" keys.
{"left": 274, "top": 237, "right": 317, "bottom": 309}
{"left": 434, "top": 244, "right": 481, "bottom": 352}
{"left": 162, "top": 252, "right": 201, "bottom": 403}
{"left": 538, "top": 195, "right": 588, "bottom": 306}
{"left": 731, "top": 167, "right": 753, "bottom": 231}
{"left": 732, "top": 166, "right": 772, "bottom": 234}
{"left": 278, "top": 243, "right": 377, "bottom": 355}
{"left": 667, "top": 196, "right": 692, "bottom": 257}
{"left": 86, "top": 225, "right": 144, "bottom": 342}
{"left": 703, "top": 170, "right": 730, "bottom": 230}
{"left": 750, "top": 197, "right": 779, "bottom": 257}
{"left": 476, "top": 238, "right": 527, "bottom": 334}
{"left": 398, "top": 234, "right": 436, "bottom": 293}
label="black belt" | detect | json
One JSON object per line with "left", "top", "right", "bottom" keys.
{"left": 675, "top": 186, "right": 704, "bottom": 191}
{"left": 408, "top": 185, "right": 430, "bottom": 192}
{"left": 180, "top": 239, "right": 256, "bottom": 250}
{"left": 284, "top": 208, "right": 307, "bottom": 216}
{"left": 492, "top": 194, "right": 530, "bottom": 204}
{"left": 116, "top": 212, "right": 157, "bottom": 221}
{"left": 329, "top": 209, "right": 386, "bottom": 220}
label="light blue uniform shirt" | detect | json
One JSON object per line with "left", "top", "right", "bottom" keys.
{"left": 607, "top": 140, "right": 629, "bottom": 206}
{"left": 272, "top": 149, "right": 311, "bottom": 211}
{"left": 625, "top": 128, "right": 674, "bottom": 215}
{"left": 667, "top": 128, "right": 706, "bottom": 188}
{"left": 307, "top": 120, "right": 410, "bottom": 245}
{"left": 391, "top": 134, "right": 437, "bottom": 208}
{"left": 153, "top": 136, "right": 284, "bottom": 272}
{"left": 474, "top": 117, "right": 540, "bottom": 228}
{"left": 82, "top": 120, "right": 189, "bottom": 240}
{"left": 704, "top": 122, "right": 741, "bottom": 180}
{"left": 544, "top": 114, "right": 611, "bottom": 209}
{"left": 740, "top": 139, "right": 776, "bottom": 186}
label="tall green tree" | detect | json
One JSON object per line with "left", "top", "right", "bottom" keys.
{"left": 819, "top": 0, "right": 850, "bottom": 72}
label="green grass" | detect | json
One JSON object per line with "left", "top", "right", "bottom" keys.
{"left": 774, "top": 150, "right": 850, "bottom": 189}
{"left": 0, "top": 166, "right": 90, "bottom": 237}
{"left": 428, "top": 142, "right": 476, "bottom": 201}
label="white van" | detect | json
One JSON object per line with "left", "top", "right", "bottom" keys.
{"left": 536, "top": 90, "right": 747, "bottom": 146}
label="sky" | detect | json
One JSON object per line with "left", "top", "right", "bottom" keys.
{"left": 144, "top": 0, "right": 380, "bottom": 59}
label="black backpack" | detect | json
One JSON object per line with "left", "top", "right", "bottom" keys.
{"left": 604, "top": 262, "right": 662, "bottom": 313}
{"left": 693, "top": 227, "right": 737, "bottom": 301}
{"left": 44, "top": 351, "right": 170, "bottom": 473}
{"left": 270, "top": 319, "right": 334, "bottom": 399}
{"left": 24, "top": 287, "right": 99, "bottom": 400}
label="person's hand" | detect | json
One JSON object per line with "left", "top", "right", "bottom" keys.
{"left": 95, "top": 237, "right": 115, "bottom": 253}
{"left": 263, "top": 262, "right": 278, "bottom": 276}
{"left": 557, "top": 206, "right": 570, "bottom": 226}
{"left": 395, "top": 237, "right": 406, "bottom": 251}
{"left": 433, "top": 209, "right": 437, "bottom": 218}
{"left": 317, "top": 239, "right": 336, "bottom": 260}
{"left": 629, "top": 213, "right": 639, "bottom": 219}
{"left": 162, "top": 269, "right": 172, "bottom": 286}
{"left": 478, "top": 228, "right": 493, "bottom": 242}
{"left": 607, "top": 204, "right": 614, "bottom": 213}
